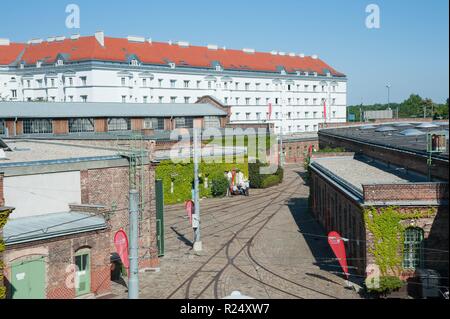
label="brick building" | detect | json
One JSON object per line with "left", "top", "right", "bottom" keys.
{"left": 308, "top": 152, "right": 449, "bottom": 289}
{"left": 0, "top": 139, "right": 159, "bottom": 299}
{"left": 318, "top": 122, "right": 449, "bottom": 180}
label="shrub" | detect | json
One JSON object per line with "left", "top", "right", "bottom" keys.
{"left": 366, "top": 276, "right": 404, "bottom": 296}
{"left": 249, "top": 160, "right": 283, "bottom": 189}
{"left": 211, "top": 174, "right": 229, "bottom": 197}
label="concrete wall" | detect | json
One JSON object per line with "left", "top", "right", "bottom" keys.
{"left": 4, "top": 171, "right": 81, "bottom": 219}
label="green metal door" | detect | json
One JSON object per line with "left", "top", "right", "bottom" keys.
{"left": 156, "top": 179, "right": 165, "bottom": 256}
{"left": 75, "top": 250, "right": 91, "bottom": 297}
{"left": 11, "top": 256, "right": 46, "bottom": 299}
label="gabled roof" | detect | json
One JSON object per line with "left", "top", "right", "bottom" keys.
{"left": 2, "top": 35, "right": 345, "bottom": 76}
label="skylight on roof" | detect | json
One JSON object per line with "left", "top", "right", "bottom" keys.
{"left": 399, "top": 129, "right": 426, "bottom": 136}
{"left": 415, "top": 123, "right": 440, "bottom": 129}
{"left": 360, "top": 125, "right": 376, "bottom": 130}
{"left": 375, "top": 126, "right": 398, "bottom": 132}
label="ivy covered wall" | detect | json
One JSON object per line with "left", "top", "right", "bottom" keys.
{"left": 0, "top": 209, "right": 12, "bottom": 299}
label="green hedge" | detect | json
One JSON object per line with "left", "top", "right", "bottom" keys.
{"left": 156, "top": 160, "right": 248, "bottom": 205}
{"left": 249, "top": 161, "right": 284, "bottom": 189}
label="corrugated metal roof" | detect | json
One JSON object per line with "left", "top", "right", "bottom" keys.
{"left": 4, "top": 211, "right": 107, "bottom": 245}
{"left": 0, "top": 102, "right": 227, "bottom": 118}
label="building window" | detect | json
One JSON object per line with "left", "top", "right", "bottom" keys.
{"left": 11, "top": 90, "right": 17, "bottom": 98}
{"left": 23, "top": 119, "right": 53, "bottom": 134}
{"left": 184, "top": 97, "right": 190, "bottom": 104}
{"left": 245, "top": 83, "right": 250, "bottom": 91}
{"left": 235, "top": 97, "right": 240, "bottom": 105}
{"left": 208, "top": 81, "right": 212, "bottom": 89}
{"left": 304, "top": 85, "right": 309, "bottom": 91}
{"left": 0, "top": 120, "right": 5, "bottom": 135}
{"left": 143, "top": 96, "right": 148, "bottom": 103}
{"left": 170, "top": 96, "right": 177, "bottom": 103}
{"left": 122, "top": 96, "right": 126, "bottom": 103}
{"left": 305, "top": 112, "right": 309, "bottom": 118}
{"left": 175, "top": 117, "right": 194, "bottom": 129}
{"left": 255, "top": 83, "right": 260, "bottom": 90}
{"left": 313, "top": 98, "right": 317, "bottom": 105}
{"left": 159, "top": 96, "right": 164, "bottom": 103}
{"left": 142, "top": 78, "right": 147, "bottom": 87}
{"left": 170, "top": 80, "right": 176, "bottom": 88}
{"left": 37, "top": 79, "right": 43, "bottom": 88}
{"left": 333, "top": 111, "right": 336, "bottom": 118}
{"left": 69, "top": 96, "right": 74, "bottom": 102}
{"left": 158, "top": 79, "right": 163, "bottom": 87}
{"left": 69, "top": 118, "right": 94, "bottom": 133}
{"left": 305, "top": 98, "right": 309, "bottom": 105}
{"left": 196, "top": 80, "right": 201, "bottom": 89}
{"left": 403, "top": 228, "right": 424, "bottom": 269}
{"left": 235, "top": 82, "right": 239, "bottom": 90}
{"left": 224, "top": 97, "right": 229, "bottom": 105}
{"left": 121, "top": 77, "right": 126, "bottom": 86}
{"left": 256, "top": 112, "right": 261, "bottom": 121}
{"left": 144, "top": 118, "right": 164, "bottom": 130}
{"left": 80, "top": 76, "right": 87, "bottom": 86}
{"left": 204, "top": 116, "right": 221, "bottom": 128}
{"left": 246, "top": 113, "right": 251, "bottom": 120}
{"left": 108, "top": 118, "right": 131, "bottom": 131}
{"left": 256, "top": 98, "right": 261, "bottom": 105}
{"left": 313, "top": 112, "right": 317, "bottom": 118}
{"left": 81, "top": 95, "right": 88, "bottom": 103}
{"left": 332, "top": 98, "right": 336, "bottom": 105}
{"left": 245, "top": 98, "right": 251, "bottom": 105}
{"left": 184, "top": 80, "right": 190, "bottom": 88}
{"left": 50, "top": 78, "right": 55, "bottom": 87}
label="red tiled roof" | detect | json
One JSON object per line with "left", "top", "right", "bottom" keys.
{"left": 3, "top": 36, "right": 345, "bottom": 76}
{"left": 0, "top": 42, "right": 26, "bottom": 65}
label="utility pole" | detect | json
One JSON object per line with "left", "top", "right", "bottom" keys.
{"left": 193, "top": 126, "right": 202, "bottom": 251}
{"left": 128, "top": 189, "right": 139, "bottom": 299}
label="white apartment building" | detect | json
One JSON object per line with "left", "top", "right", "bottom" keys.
{"left": 0, "top": 32, "right": 347, "bottom": 134}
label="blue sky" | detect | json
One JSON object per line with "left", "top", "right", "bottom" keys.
{"left": 0, "top": 0, "right": 448, "bottom": 105}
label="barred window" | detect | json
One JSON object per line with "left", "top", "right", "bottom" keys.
{"left": 108, "top": 118, "right": 131, "bottom": 131}
{"left": 403, "top": 228, "right": 424, "bottom": 269}
{"left": 143, "top": 118, "right": 164, "bottom": 130}
{"left": 175, "top": 117, "right": 193, "bottom": 129}
{"left": 203, "top": 116, "right": 220, "bottom": 129}
{"left": 0, "top": 120, "right": 5, "bottom": 135}
{"left": 69, "top": 118, "right": 95, "bottom": 133}
{"left": 23, "top": 119, "right": 53, "bottom": 134}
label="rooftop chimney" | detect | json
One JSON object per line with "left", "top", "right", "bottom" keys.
{"left": 127, "top": 35, "right": 145, "bottom": 43}
{"left": 95, "top": 31, "right": 105, "bottom": 47}
{"left": 207, "top": 44, "right": 219, "bottom": 50}
{"left": 0, "top": 38, "right": 10, "bottom": 46}
{"left": 311, "top": 54, "right": 318, "bottom": 59}
{"left": 70, "top": 34, "right": 80, "bottom": 40}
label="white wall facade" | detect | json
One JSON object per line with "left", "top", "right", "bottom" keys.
{"left": 0, "top": 59, "right": 347, "bottom": 133}
{"left": 4, "top": 171, "right": 81, "bottom": 219}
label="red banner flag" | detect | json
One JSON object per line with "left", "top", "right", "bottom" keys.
{"left": 268, "top": 103, "right": 272, "bottom": 120}
{"left": 323, "top": 100, "right": 327, "bottom": 120}
{"left": 328, "top": 231, "right": 349, "bottom": 278}
{"left": 185, "top": 200, "right": 194, "bottom": 225}
{"left": 114, "top": 229, "right": 129, "bottom": 269}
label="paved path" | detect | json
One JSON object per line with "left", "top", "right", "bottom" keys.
{"left": 112, "top": 165, "right": 360, "bottom": 299}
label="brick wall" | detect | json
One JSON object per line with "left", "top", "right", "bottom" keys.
{"left": 363, "top": 183, "right": 449, "bottom": 202}
{"left": 53, "top": 120, "right": 69, "bottom": 135}
{"left": 80, "top": 164, "right": 159, "bottom": 270}
{"left": 283, "top": 139, "right": 319, "bottom": 164}
{"left": 309, "top": 169, "right": 367, "bottom": 275}
{"left": 4, "top": 229, "right": 111, "bottom": 299}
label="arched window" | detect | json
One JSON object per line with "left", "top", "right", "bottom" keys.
{"left": 403, "top": 227, "right": 424, "bottom": 269}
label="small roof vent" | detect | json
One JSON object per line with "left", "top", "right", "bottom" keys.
{"left": 70, "top": 34, "right": 80, "bottom": 40}
{"left": 270, "top": 50, "right": 278, "bottom": 55}
{"left": 55, "top": 36, "right": 66, "bottom": 42}
{"left": 311, "top": 54, "right": 318, "bottom": 59}
{"left": 243, "top": 48, "right": 255, "bottom": 54}
{"left": 278, "top": 52, "right": 286, "bottom": 56}
{"left": 30, "top": 38, "right": 44, "bottom": 44}
{"left": 289, "top": 52, "right": 296, "bottom": 57}
{"left": 207, "top": 44, "right": 218, "bottom": 50}
{"left": 47, "top": 37, "right": 56, "bottom": 42}
{"left": 0, "top": 38, "right": 10, "bottom": 46}
{"left": 299, "top": 53, "right": 305, "bottom": 58}
{"left": 127, "top": 36, "right": 145, "bottom": 43}
{"left": 178, "top": 41, "right": 190, "bottom": 47}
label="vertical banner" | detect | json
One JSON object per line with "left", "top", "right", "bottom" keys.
{"left": 327, "top": 231, "right": 349, "bottom": 278}
{"left": 268, "top": 103, "right": 272, "bottom": 120}
{"left": 114, "top": 229, "right": 129, "bottom": 269}
{"left": 185, "top": 200, "right": 194, "bottom": 225}
{"left": 323, "top": 100, "right": 327, "bottom": 120}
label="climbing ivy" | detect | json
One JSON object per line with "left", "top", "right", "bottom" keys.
{"left": 0, "top": 209, "right": 11, "bottom": 299}
{"left": 364, "top": 206, "right": 436, "bottom": 277}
